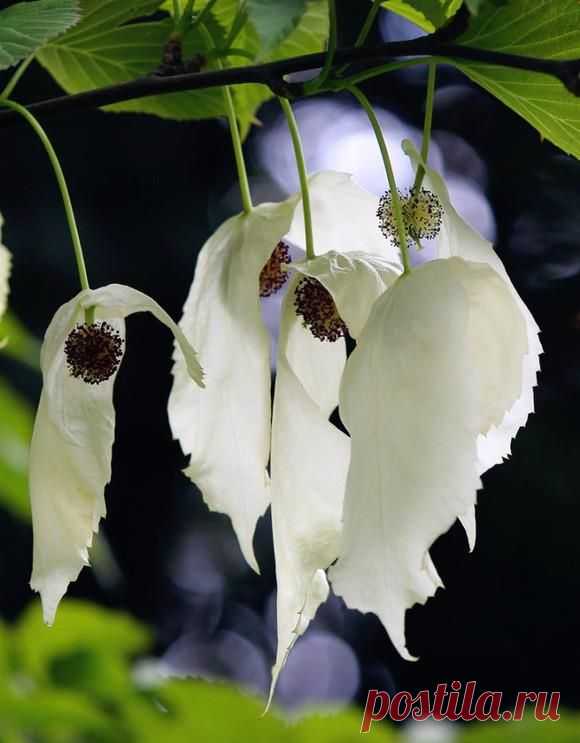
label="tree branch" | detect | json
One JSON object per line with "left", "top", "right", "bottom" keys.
{"left": 0, "top": 36, "right": 578, "bottom": 126}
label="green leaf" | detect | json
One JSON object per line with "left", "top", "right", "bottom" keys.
{"left": 163, "top": 0, "right": 240, "bottom": 33}
{"left": 0, "top": 312, "right": 41, "bottom": 370}
{"left": 380, "top": 0, "right": 462, "bottom": 32}
{"left": 292, "top": 710, "right": 397, "bottom": 741}
{"left": 247, "top": 0, "right": 307, "bottom": 53}
{"left": 0, "top": 0, "right": 80, "bottom": 71}
{"left": 155, "top": 680, "right": 288, "bottom": 742}
{"left": 234, "top": 0, "right": 329, "bottom": 138}
{"left": 165, "top": 0, "right": 328, "bottom": 137}
{"left": 454, "top": 0, "right": 580, "bottom": 159}
{"left": 464, "top": 0, "right": 509, "bottom": 14}
{"left": 0, "top": 378, "right": 33, "bottom": 520}
{"left": 458, "top": 712, "right": 580, "bottom": 742}
{"left": 36, "top": 0, "right": 229, "bottom": 120}
{"left": 0, "top": 687, "right": 114, "bottom": 741}
{"left": 15, "top": 601, "right": 151, "bottom": 679}
{"left": 464, "top": 0, "right": 483, "bottom": 12}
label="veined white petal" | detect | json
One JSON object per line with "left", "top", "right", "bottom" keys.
{"left": 268, "top": 275, "right": 350, "bottom": 706}
{"left": 168, "top": 200, "right": 298, "bottom": 572}
{"left": 291, "top": 250, "right": 400, "bottom": 340}
{"left": 0, "top": 213, "right": 11, "bottom": 324}
{"left": 403, "top": 140, "right": 542, "bottom": 477}
{"left": 330, "top": 258, "right": 527, "bottom": 660}
{"left": 287, "top": 171, "right": 403, "bottom": 267}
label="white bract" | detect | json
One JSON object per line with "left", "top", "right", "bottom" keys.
{"left": 0, "top": 213, "right": 12, "bottom": 328}
{"left": 270, "top": 248, "right": 401, "bottom": 700}
{"left": 30, "top": 284, "right": 203, "bottom": 625}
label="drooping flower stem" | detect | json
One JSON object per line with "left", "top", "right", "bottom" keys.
{"left": 348, "top": 86, "right": 411, "bottom": 274}
{"left": 0, "top": 99, "right": 92, "bottom": 300}
{"left": 332, "top": 0, "right": 382, "bottom": 80}
{"left": 354, "top": 0, "right": 383, "bottom": 48}
{"left": 278, "top": 97, "right": 315, "bottom": 260}
{"left": 309, "top": 0, "right": 338, "bottom": 91}
{"left": 222, "top": 85, "right": 253, "bottom": 215}
{"left": 413, "top": 62, "right": 437, "bottom": 192}
{"left": 0, "top": 54, "right": 35, "bottom": 100}
{"left": 199, "top": 23, "right": 253, "bottom": 215}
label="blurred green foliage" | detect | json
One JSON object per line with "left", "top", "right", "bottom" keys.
{"left": 0, "top": 313, "right": 41, "bottom": 371}
{"left": 0, "top": 312, "right": 40, "bottom": 521}
{"left": 461, "top": 715, "right": 580, "bottom": 743}
{"left": 0, "top": 378, "right": 32, "bottom": 520}
{"left": 0, "top": 600, "right": 397, "bottom": 742}
{"left": 0, "top": 599, "right": 577, "bottom": 742}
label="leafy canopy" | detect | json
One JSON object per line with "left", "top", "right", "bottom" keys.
{"left": 380, "top": 0, "right": 462, "bottom": 33}
{"left": 455, "top": 0, "right": 580, "bottom": 159}
{"left": 0, "top": 0, "right": 576, "bottom": 154}
{"left": 0, "top": 0, "right": 80, "bottom": 70}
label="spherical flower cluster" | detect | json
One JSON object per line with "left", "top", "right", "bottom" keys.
{"left": 259, "top": 241, "right": 291, "bottom": 297}
{"left": 377, "top": 185, "right": 443, "bottom": 246}
{"left": 294, "top": 275, "right": 347, "bottom": 342}
{"left": 64, "top": 322, "right": 124, "bottom": 384}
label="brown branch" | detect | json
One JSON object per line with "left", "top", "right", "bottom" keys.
{"left": 0, "top": 37, "right": 578, "bottom": 127}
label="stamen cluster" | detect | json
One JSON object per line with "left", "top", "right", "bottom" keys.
{"left": 377, "top": 187, "right": 443, "bottom": 246}
{"left": 64, "top": 321, "right": 124, "bottom": 384}
{"left": 259, "top": 242, "right": 291, "bottom": 297}
{"left": 404, "top": 187, "right": 444, "bottom": 241}
{"left": 294, "top": 276, "right": 347, "bottom": 343}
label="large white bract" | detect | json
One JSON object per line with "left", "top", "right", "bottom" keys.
{"left": 29, "top": 284, "right": 203, "bottom": 625}
{"left": 329, "top": 256, "right": 529, "bottom": 659}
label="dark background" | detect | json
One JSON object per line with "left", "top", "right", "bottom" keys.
{"left": 0, "top": 0, "right": 579, "bottom": 712}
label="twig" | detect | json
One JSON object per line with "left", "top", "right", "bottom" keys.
{"left": 0, "top": 37, "right": 578, "bottom": 127}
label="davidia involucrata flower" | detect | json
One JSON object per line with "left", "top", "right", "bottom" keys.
{"left": 30, "top": 284, "right": 203, "bottom": 625}
{"left": 328, "top": 141, "right": 541, "bottom": 660}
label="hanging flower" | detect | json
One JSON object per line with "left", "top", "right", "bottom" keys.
{"left": 0, "top": 213, "right": 12, "bottom": 333}
{"left": 327, "top": 140, "right": 541, "bottom": 660}
{"left": 168, "top": 172, "right": 401, "bottom": 573}
{"left": 170, "top": 149, "right": 541, "bottom": 698}
{"left": 30, "top": 284, "right": 203, "bottom": 625}
{"left": 269, "top": 249, "right": 400, "bottom": 700}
